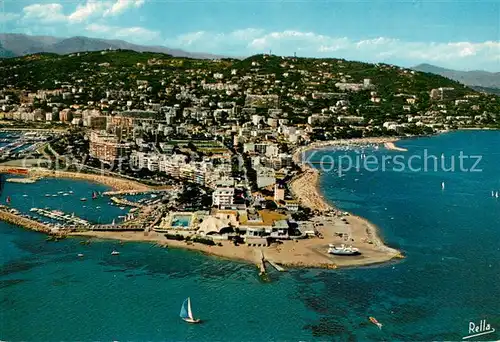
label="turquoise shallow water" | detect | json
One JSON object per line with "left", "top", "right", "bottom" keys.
{"left": 1, "top": 131, "right": 500, "bottom": 341}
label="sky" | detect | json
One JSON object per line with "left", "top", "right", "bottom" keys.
{"left": 1, "top": 0, "right": 499, "bottom": 71}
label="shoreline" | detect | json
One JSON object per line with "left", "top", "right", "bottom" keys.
{"left": 0, "top": 166, "right": 152, "bottom": 192}
{"left": 291, "top": 136, "right": 407, "bottom": 213}
{"left": 290, "top": 137, "right": 406, "bottom": 265}
{"left": 67, "top": 216, "right": 403, "bottom": 269}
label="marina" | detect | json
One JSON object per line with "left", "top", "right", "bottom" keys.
{"left": 29, "top": 208, "right": 89, "bottom": 226}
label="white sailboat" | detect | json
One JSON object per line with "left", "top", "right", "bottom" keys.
{"left": 441, "top": 182, "right": 445, "bottom": 190}
{"left": 180, "top": 297, "right": 201, "bottom": 324}
{"left": 496, "top": 191, "right": 499, "bottom": 198}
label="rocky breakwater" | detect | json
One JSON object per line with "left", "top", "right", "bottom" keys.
{"left": 0, "top": 208, "right": 52, "bottom": 233}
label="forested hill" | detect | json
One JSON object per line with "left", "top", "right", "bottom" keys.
{"left": 1, "top": 50, "right": 469, "bottom": 97}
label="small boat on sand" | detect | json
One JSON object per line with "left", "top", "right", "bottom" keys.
{"left": 180, "top": 297, "right": 201, "bottom": 324}
{"left": 111, "top": 250, "right": 120, "bottom": 256}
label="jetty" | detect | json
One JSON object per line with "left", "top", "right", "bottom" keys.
{"left": 0, "top": 208, "right": 52, "bottom": 233}
{"left": 6, "top": 177, "right": 39, "bottom": 184}
{"left": 258, "top": 250, "right": 267, "bottom": 275}
{"left": 266, "top": 258, "right": 286, "bottom": 272}
{"left": 88, "top": 224, "right": 144, "bottom": 231}
{"left": 110, "top": 197, "right": 145, "bottom": 208}
{"left": 29, "top": 208, "right": 89, "bottom": 226}
{"left": 64, "top": 224, "right": 144, "bottom": 232}
{"left": 103, "top": 189, "right": 171, "bottom": 196}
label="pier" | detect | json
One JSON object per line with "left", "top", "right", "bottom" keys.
{"left": 6, "top": 177, "right": 39, "bottom": 184}
{"left": 266, "top": 258, "right": 286, "bottom": 272}
{"left": 258, "top": 250, "right": 267, "bottom": 275}
{"left": 67, "top": 224, "right": 145, "bottom": 232}
{"left": 103, "top": 189, "right": 171, "bottom": 196}
{"left": 110, "top": 197, "right": 145, "bottom": 208}
{"left": 30, "top": 208, "right": 89, "bottom": 226}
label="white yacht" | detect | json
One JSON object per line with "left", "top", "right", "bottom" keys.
{"left": 328, "top": 244, "right": 360, "bottom": 255}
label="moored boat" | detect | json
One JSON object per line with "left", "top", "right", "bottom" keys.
{"left": 111, "top": 250, "right": 120, "bottom": 255}
{"left": 328, "top": 244, "right": 360, "bottom": 255}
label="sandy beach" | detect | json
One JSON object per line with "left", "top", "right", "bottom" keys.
{"left": 290, "top": 168, "right": 333, "bottom": 212}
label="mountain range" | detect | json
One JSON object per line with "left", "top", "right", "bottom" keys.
{"left": 0, "top": 33, "right": 221, "bottom": 59}
{"left": 412, "top": 63, "right": 500, "bottom": 91}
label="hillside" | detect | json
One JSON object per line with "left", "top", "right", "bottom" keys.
{"left": 0, "top": 33, "right": 221, "bottom": 59}
{"left": 413, "top": 63, "right": 500, "bottom": 90}
{"left": 1, "top": 50, "right": 498, "bottom": 134}
{"left": 0, "top": 50, "right": 469, "bottom": 98}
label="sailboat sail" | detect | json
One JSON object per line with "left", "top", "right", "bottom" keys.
{"left": 187, "top": 298, "right": 193, "bottom": 320}
{"left": 180, "top": 298, "right": 190, "bottom": 319}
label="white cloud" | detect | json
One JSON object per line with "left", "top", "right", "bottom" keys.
{"left": 170, "top": 29, "right": 500, "bottom": 70}
{"left": 167, "top": 28, "right": 265, "bottom": 54}
{"left": 104, "top": 0, "right": 146, "bottom": 16}
{"left": 86, "top": 23, "right": 160, "bottom": 43}
{"left": 0, "top": 12, "right": 20, "bottom": 23}
{"left": 22, "top": 3, "right": 67, "bottom": 23}
{"left": 68, "top": 0, "right": 112, "bottom": 23}
{"left": 175, "top": 31, "right": 207, "bottom": 46}
{"left": 21, "top": 0, "right": 146, "bottom": 25}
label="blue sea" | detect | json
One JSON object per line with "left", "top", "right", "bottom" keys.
{"left": 1, "top": 131, "right": 499, "bottom": 341}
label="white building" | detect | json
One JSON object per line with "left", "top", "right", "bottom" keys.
{"left": 212, "top": 187, "right": 235, "bottom": 208}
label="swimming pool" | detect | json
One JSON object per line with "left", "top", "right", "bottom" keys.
{"left": 171, "top": 214, "right": 192, "bottom": 228}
